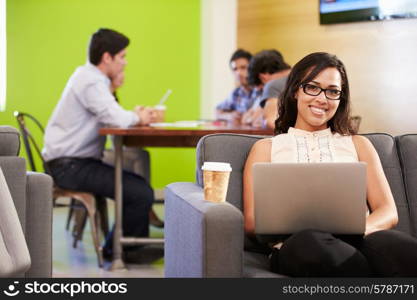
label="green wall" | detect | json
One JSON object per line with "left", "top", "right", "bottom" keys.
{"left": 2, "top": 0, "right": 200, "bottom": 189}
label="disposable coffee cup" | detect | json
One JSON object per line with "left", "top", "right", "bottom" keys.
{"left": 201, "top": 162, "right": 232, "bottom": 203}
{"left": 154, "top": 105, "right": 166, "bottom": 123}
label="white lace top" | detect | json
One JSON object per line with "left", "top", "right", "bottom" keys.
{"left": 271, "top": 127, "right": 358, "bottom": 163}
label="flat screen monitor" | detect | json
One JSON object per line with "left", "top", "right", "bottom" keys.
{"left": 320, "top": 0, "right": 417, "bottom": 25}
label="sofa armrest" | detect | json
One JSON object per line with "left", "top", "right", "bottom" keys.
{"left": 164, "top": 182, "right": 244, "bottom": 277}
{"left": 24, "top": 171, "right": 53, "bottom": 278}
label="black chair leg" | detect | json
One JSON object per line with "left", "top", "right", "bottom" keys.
{"left": 66, "top": 198, "right": 76, "bottom": 230}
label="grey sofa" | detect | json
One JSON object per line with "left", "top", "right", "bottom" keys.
{"left": 0, "top": 126, "right": 53, "bottom": 277}
{"left": 165, "top": 133, "right": 417, "bottom": 277}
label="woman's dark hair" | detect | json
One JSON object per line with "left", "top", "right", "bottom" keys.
{"left": 89, "top": 28, "right": 130, "bottom": 65}
{"left": 275, "top": 52, "right": 355, "bottom": 135}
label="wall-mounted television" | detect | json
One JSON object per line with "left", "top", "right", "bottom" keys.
{"left": 320, "top": 0, "right": 417, "bottom": 25}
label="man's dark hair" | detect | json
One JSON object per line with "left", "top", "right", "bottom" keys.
{"left": 229, "top": 49, "right": 252, "bottom": 65}
{"left": 248, "top": 49, "right": 290, "bottom": 86}
{"left": 275, "top": 52, "right": 355, "bottom": 135}
{"left": 89, "top": 28, "right": 130, "bottom": 65}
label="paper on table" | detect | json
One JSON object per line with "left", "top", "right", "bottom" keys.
{"left": 149, "top": 120, "right": 205, "bottom": 128}
{"left": 149, "top": 122, "right": 173, "bottom": 127}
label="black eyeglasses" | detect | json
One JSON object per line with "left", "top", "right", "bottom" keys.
{"left": 301, "top": 83, "right": 342, "bottom": 100}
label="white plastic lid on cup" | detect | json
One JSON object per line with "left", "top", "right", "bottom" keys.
{"left": 201, "top": 162, "right": 232, "bottom": 172}
{"left": 154, "top": 104, "right": 166, "bottom": 110}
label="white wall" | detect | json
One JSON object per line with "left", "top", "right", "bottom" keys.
{"left": 200, "top": 0, "right": 237, "bottom": 119}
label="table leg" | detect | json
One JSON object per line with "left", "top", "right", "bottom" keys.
{"left": 110, "top": 135, "right": 126, "bottom": 271}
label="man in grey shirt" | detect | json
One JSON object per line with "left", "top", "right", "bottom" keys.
{"left": 260, "top": 76, "right": 287, "bottom": 108}
{"left": 43, "top": 28, "right": 156, "bottom": 260}
{"left": 248, "top": 50, "right": 291, "bottom": 129}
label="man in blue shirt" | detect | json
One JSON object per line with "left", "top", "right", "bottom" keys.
{"left": 216, "top": 49, "right": 261, "bottom": 123}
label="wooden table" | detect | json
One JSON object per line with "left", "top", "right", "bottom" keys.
{"left": 99, "top": 121, "right": 273, "bottom": 270}
{"left": 100, "top": 122, "right": 273, "bottom": 147}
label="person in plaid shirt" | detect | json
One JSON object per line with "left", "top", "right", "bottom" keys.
{"left": 216, "top": 49, "right": 261, "bottom": 123}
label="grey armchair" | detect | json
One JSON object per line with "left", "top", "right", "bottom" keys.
{"left": 395, "top": 134, "right": 417, "bottom": 236}
{"left": 165, "top": 133, "right": 415, "bottom": 277}
{"left": 0, "top": 126, "right": 53, "bottom": 277}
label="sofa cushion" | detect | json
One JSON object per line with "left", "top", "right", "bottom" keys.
{"left": 0, "top": 167, "right": 31, "bottom": 276}
{"left": 0, "top": 157, "right": 27, "bottom": 230}
{"left": 0, "top": 126, "right": 20, "bottom": 156}
{"left": 243, "top": 251, "right": 285, "bottom": 278}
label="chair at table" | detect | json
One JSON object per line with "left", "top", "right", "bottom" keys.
{"left": 350, "top": 115, "right": 362, "bottom": 133}
{"left": 14, "top": 111, "right": 108, "bottom": 267}
{"left": 102, "top": 147, "right": 164, "bottom": 227}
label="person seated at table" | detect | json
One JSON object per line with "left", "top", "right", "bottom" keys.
{"left": 243, "top": 51, "right": 417, "bottom": 277}
{"left": 105, "top": 71, "right": 164, "bottom": 228}
{"left": 42, "top": 28, "right": 157, "bottom": 260}
{"left": 247, "top": 49, "right": 291, "bottom": 129}
{"left": 216, "top": 49, "right": 262, "bottom": 123}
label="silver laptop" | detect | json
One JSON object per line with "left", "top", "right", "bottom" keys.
{"left": 253, "top": 162, "right": 367, "bottom": 235}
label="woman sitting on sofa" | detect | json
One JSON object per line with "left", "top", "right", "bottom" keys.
{"left": 243, "top": 52, "right": 417, "bottom": 277}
